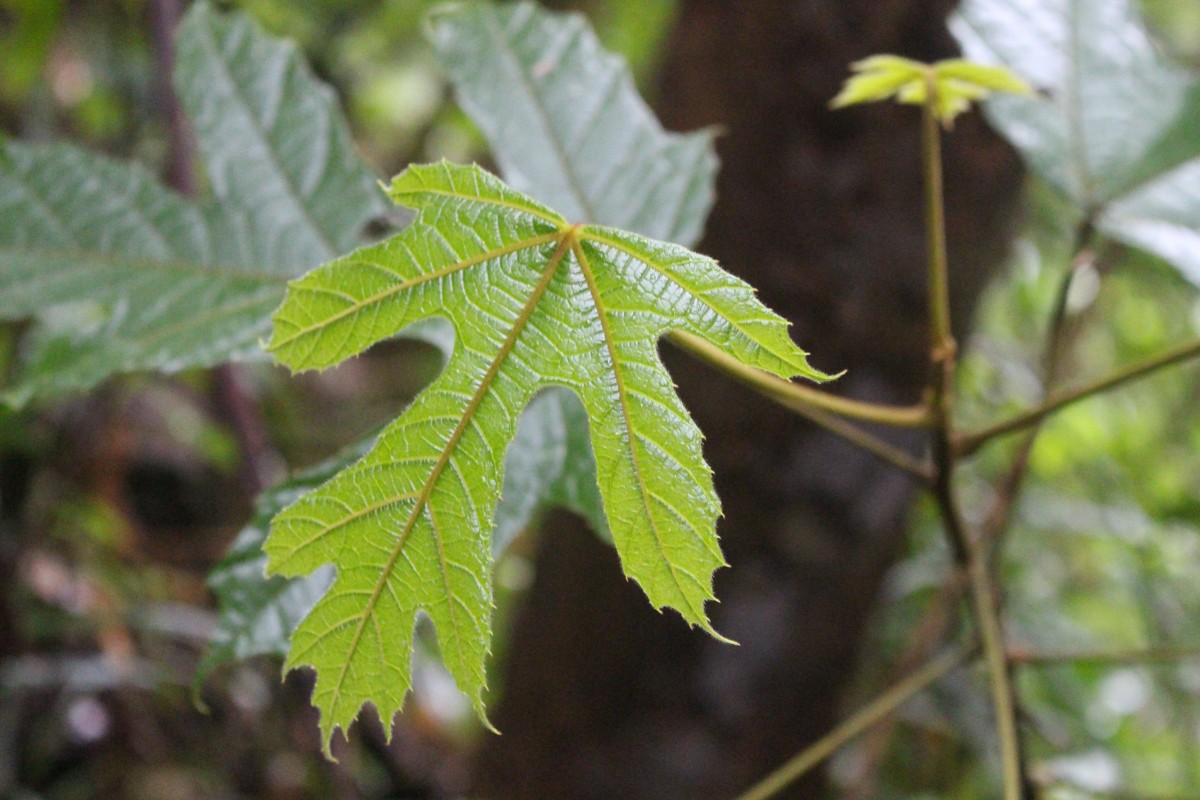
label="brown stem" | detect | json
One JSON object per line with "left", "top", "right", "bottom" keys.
{"left": 732, "top": 648, "right": 969, "bottom": 800}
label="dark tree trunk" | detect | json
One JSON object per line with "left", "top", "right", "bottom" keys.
{"left": 472, "top": 1, "right": 1022, "bottom": 798}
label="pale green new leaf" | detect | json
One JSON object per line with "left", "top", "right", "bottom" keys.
{"left": 428, "top": 0, "right": 717, "bottom": 247}
{"left": 265, "top": 162, "right": 827, "bottom": 751}
{"left": 830, "top": 54, "right": 1029, "bottom": 127}
{"left": 0, "top": 1, "right": 385, "bottom": 402}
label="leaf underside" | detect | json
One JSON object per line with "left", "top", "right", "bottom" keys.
{"left": 0, "top": 1, "right": 385, "bottom": 403}
{"left": 953, "top": 0, "right": 1200, "bottom": 286}
{"left": 428, "top": 0, "right": 717, "bottom": 247}
{"left": 198, "top": 0, "right": 706, "bottom": 698}
{"left": 265, "top": 162, "right": 828, "bottom": 752}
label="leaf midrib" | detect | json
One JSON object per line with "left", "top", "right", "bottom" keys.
{"left": 321, "top": 229, "right": 577, "bottom": 716}
{"left": 191, "top": 10, "right": 342, "bottom": 260}
{"left": 570, "top": 236, "right": 707, "bottom": 625}
{"left": 269, "top": 231, "right": 561, "bottom": 354}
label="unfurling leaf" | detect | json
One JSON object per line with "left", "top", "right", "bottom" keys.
{"left": 831, "top": 54, "right": 1030, "bottom": 127}
{"left": 265, "top": 162, "right": 829, "bottom": 752}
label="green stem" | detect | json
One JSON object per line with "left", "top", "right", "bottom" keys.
{"left": 668, "top": 331, "right": 933, "bottom": 428}
{"left": 1011, "top": 645, "right": 1200, "bottom": 667}
{"left": 923, "top": 71, "right": 953, "bottom": 357}
{"left": 732, "top": 648, "right": 968, "bottom": 800}
{"left": 921, "top": 69, "right": 1025, "bottom": 800}
{"left": 957, "top": 337, "right": 1200, "bottom": 456}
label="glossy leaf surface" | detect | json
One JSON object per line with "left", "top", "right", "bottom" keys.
{"left": 265, "top": 162, "right": 827, "bottom": 751}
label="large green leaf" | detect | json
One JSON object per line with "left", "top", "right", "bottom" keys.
{"left": 952, "top": 0, "right": 1200, "bottom": 285}
{"left": 428, "top": 0, "right": 716, "bottom": 247}
{"left": 265, "top": 162, "right": 828, "bottom": 751}
{"left": 197, "top": 387, "right": 603, "bottom": 689}
{"left": 0, "top": 1, "right": 385, "bottom": 402}
{"left": 198, "top": 0, "right": 708, "bottom": 688}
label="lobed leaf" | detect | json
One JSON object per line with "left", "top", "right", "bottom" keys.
{"left": 199, "top": 0, "right": 702, "bottom": 688}
{"left": 265, "top": 162, "right": 829, "bottom": 751}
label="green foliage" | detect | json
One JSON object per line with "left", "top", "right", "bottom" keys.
{"left": 198, "top": 0, "right": 712, "bottom": 695}
{"left": 428, "top": 0, "right": 716, "bottom": 247}
{"left": 197, "top": 387, "right": 605, "bottom": 692}
{"left": 830, "top": 54, "right": 1030, "bottom": 126}
{"left": 264, "top": 161, "right": 827, "bottom": 751}
{"left": 0, "top": 1, "right": 385, "bottom": 404}
{"left": 955, "top": 0, "right": 1200, "bottom": 284}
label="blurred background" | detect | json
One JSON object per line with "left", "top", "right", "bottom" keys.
{"left": 2, "top": 1, "right": 1200, "bottom": 798}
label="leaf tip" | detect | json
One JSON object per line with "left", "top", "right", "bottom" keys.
{"left": 701, "top": 619, "right": 738, "bottom": 646}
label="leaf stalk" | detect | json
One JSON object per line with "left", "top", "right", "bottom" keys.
{"left": 667, "top": 331, "right": 932, "bottom": 429}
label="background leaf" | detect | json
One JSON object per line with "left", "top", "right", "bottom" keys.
{"left": 0, "top": 1, "right": 385, "bottom": 403}
{"left": 953, "top": 0, "right": 1200, "bottom": 207}
{"left": 264, "top": 162, "right": 824, "bottom": 750}
{"left": 174, "top": 2, "right": 387, "bottom": 267}
{"left": 953, "top": 0, "right": 1200, "bottom": 289}
{"left": 428, "top": 0, "right": 717, "bottom": 247}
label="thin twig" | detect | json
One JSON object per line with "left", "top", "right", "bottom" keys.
{"left": 797, "top": 405, "right": 933, "bottom": 481}
{"left": 1010, "top": 645, "right": 1200, "bottom": 667}
{"left": 732, "top": 648, "right": 969, "bottom": 800}
{"left": 957, "top": 337, "right": 1200, "bottom": 456}
{"left": 845, "top": 571, "right": 968, "bottom": 799}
